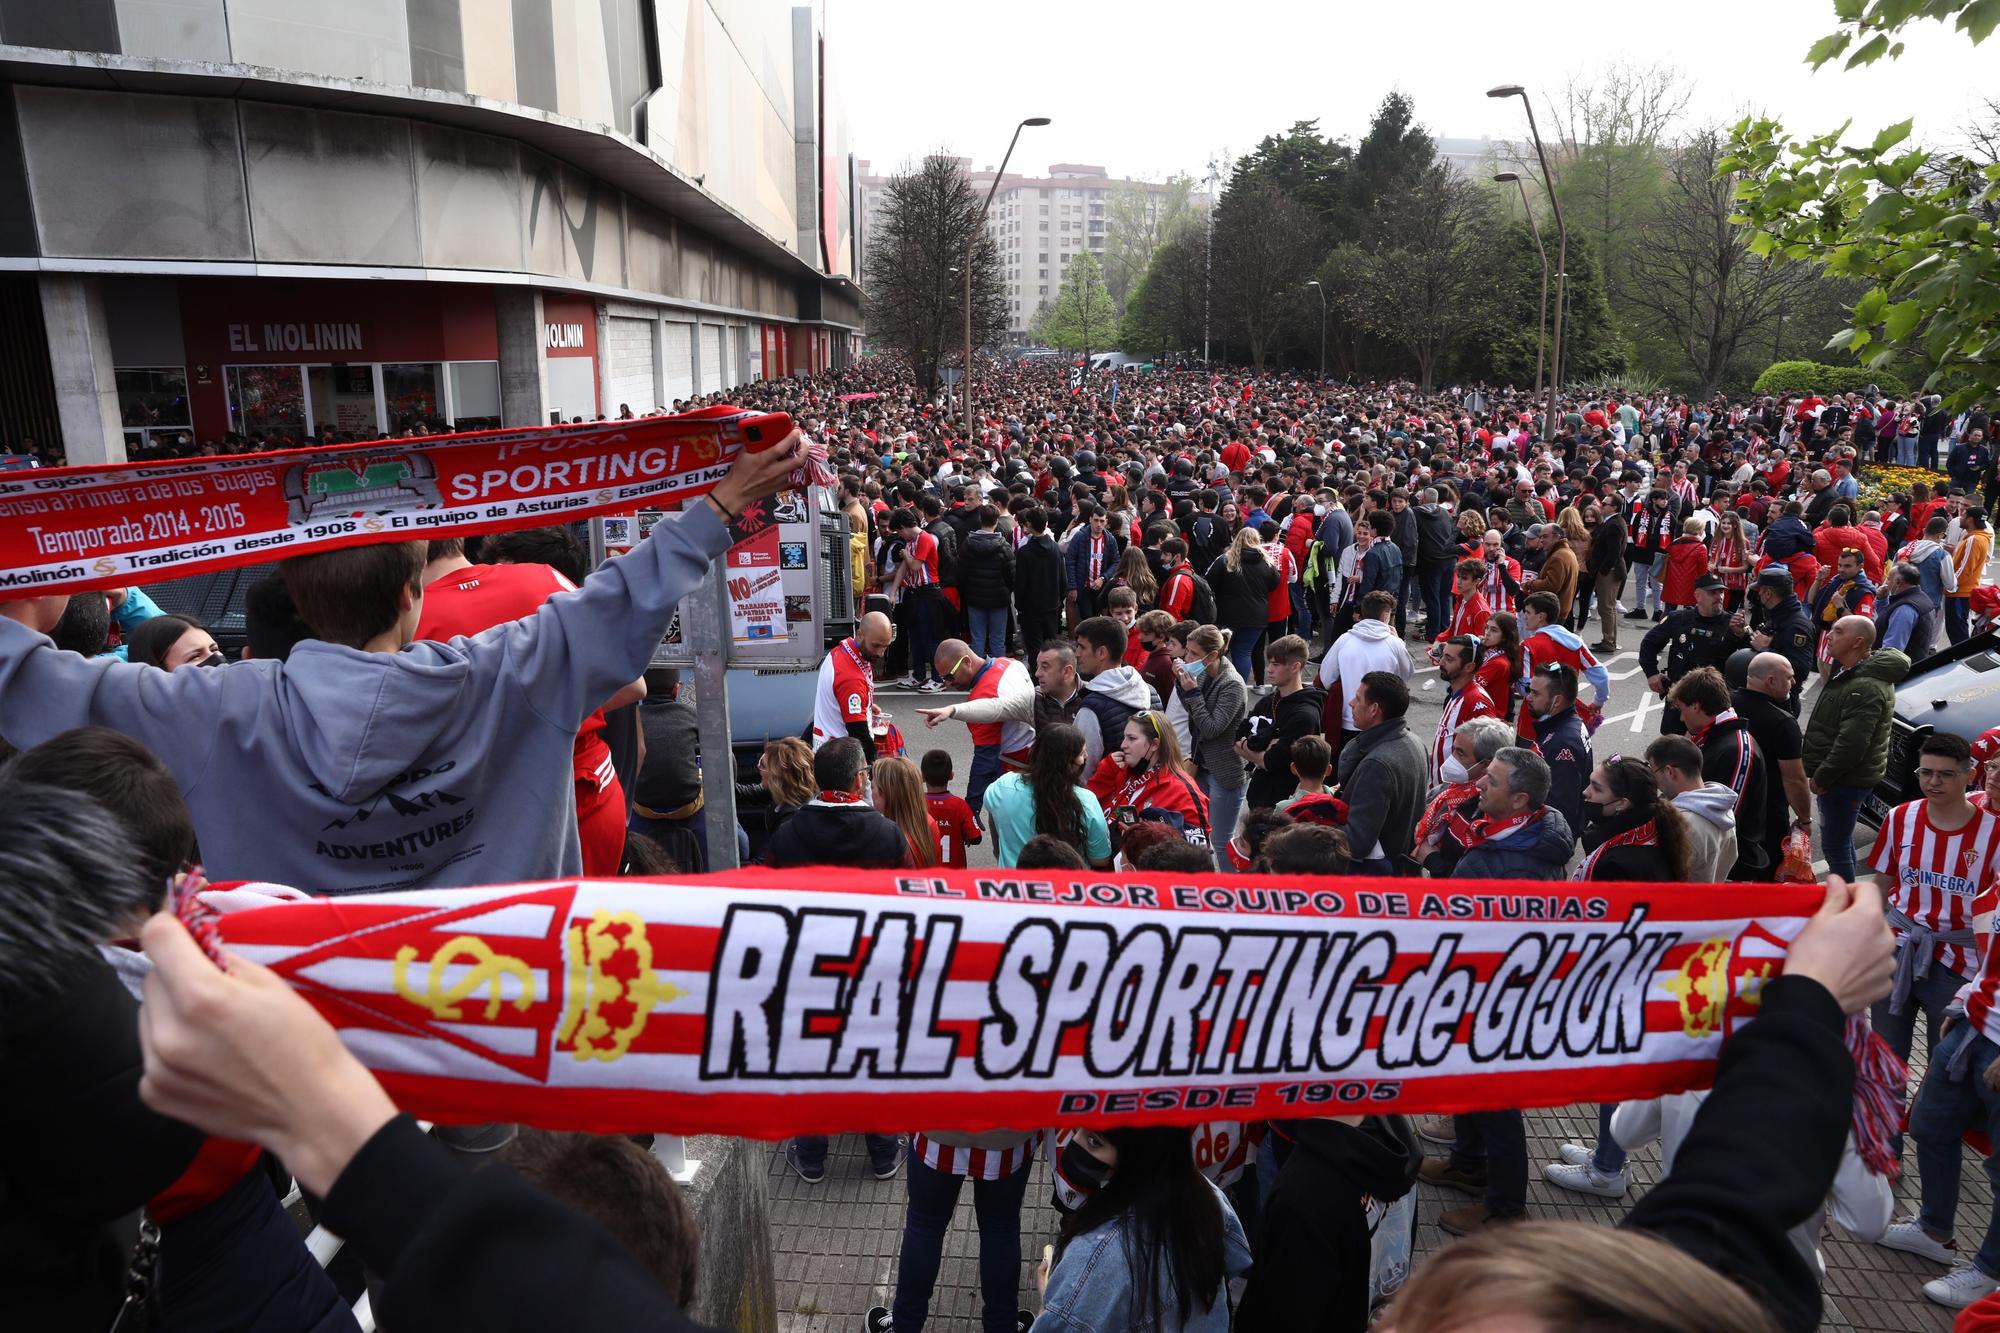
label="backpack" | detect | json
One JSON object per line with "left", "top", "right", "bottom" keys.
{"left": 1186, "top": 572, "right": 1218, "bottom": 625}
{"left": 1189, "top": 513, "right": 1225, "bottom": 568}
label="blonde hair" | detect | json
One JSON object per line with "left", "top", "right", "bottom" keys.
{"left": 759, "top": 738, "right": 814, "bottom": 808}
{"left": 1557, "top": 506, "right": 1588, "bottom": 542}
{"left": 1222, "top": 525, "right": 1264, "bottom": 573}
{"left": 1186, "top": 624, "right": 1233, "bottom": 660}
{"left": 1385, "top": 1220, "right": 1776, "bottom": 1333}
{"left": 871, "top": 757, "right": 938, "bottom": 867}
{"left": 1457, "top": 508, "right": 1487, "bottom": 537}
{"left": 1125, "top": 709, "right": 1195, "bottom": 779}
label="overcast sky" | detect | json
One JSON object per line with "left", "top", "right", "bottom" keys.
{"left": 836, "top": 0, "right": 1992, "bottom": 183}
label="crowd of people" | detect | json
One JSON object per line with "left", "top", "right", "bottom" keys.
{"left": 0, "top": 356, "right": 1995, "bottom": 1330}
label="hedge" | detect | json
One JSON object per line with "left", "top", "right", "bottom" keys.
{"left": 1751, "top": 360, "right": 1910, "bottom": 400}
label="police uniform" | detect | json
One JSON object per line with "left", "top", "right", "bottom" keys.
{"left": 1745, "top": 590, "right": 1816, "bottom": 715}
{"left": 1638, "top": 605, "right": 1737, "bottom": 734}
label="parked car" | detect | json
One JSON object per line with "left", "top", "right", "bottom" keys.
{"left": 1865, "top": 629, "right": 2000, "bottom": 826}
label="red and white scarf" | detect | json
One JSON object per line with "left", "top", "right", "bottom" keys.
{"left": 1578, "top": 819, "right": 1660, "bottom": 880}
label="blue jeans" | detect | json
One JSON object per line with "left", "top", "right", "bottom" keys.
{"left": 1631, "top": 554, "right": 1664, "bottom": 612}
{"left": 1420, "top": 563, "right": 1454, "bottom": 636}
{"left": 1950, "top": 596, "right": 1971, "bottom": 644}
{"left": 1816, "top": 783, "right": 1871, "bottom": 882}
{"left": 793, "top": 1133, "right": 902, "bottom": 1174}
{"left": 1451, "top": 1110, "right": 1528, "bottom": 1217}
{"left": 1201, "top": 771, "right": 1245, "bottom": 871}
{"left": 1289, "top": 582, "right": 1313, "bottom": 640}
{"left": 1593, "top": 1103, "right": 1627, "bottom": 1175}
{"left": 966, "top": 745, "right": 1002, "bottom": 817}
{"left": 891, "top": 1151, "right": 1031, "bottom": 1333}
{"left": 1897, "top": 433, "right": 1920, "bottom": 467}
{"left": 967, "top": 605, "right": 1007, "bottom": 659}
{"left": 1913, "top": 1023, "right": 2000, "bottom": 1278}
{"left": 1228, "top": 628, "right": 1262, "bottom": 682}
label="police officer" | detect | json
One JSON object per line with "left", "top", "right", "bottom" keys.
{"left": 1731, "top": 566, "right": 1815, "bottom": 714}
{"left": 1638, "top": 573, "right": 1737, "bottom": 735}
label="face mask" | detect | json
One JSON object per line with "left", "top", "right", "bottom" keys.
{"left": 1441, "top": 754, "right": 1470, "bottom": 784}
{"left": 197, "top": 652, "right": 226, "bottom": 669}
{"left": 1581, "top": 798, "right": 1610, "bottom": 826}
{"left": 1060, "top": 1137, "right": 1113, "bottom": 1194}
{"left": 1182, "top": 658, "right": 1207, "bottom": 681}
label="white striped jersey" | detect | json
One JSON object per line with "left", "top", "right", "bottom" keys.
{"left": 912, "top": 1131, "right": 1036, "bottom": 1181}
{"left": 1869, "top": 800, "right": 2000, "bottom": 977}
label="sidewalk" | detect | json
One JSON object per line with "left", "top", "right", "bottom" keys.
{"left": 769, "top": 1095, "right": 1973, "bottom": 1332}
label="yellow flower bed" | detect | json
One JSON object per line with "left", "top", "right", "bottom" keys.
{"left": 1860, "top": 464, "right": 1950, "bottom": 508}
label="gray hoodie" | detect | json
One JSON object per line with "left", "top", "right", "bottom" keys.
{"left": 0, "top": 504, "right": 732, "bottom": 894}
{"left": 1073, "top": 663, "right": 1159, "bottom": 774}
{"left": 1672, "top": 781, "right": 1740, "bottom": 882}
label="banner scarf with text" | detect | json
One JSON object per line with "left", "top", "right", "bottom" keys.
{"left": 0, "top": 407, "right": 795, "bottom": 597}
{"left": 205, "top": 867, "right": 1823, "bottom": 1137}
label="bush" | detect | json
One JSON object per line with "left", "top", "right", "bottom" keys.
{"left": 1752, "top": 360, "right": 1909, "bottom": 400}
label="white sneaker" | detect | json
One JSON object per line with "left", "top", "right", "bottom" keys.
{"left": 1412, "top": 1114, "right": 1454, "bottom": 1145}
{"left": 1881, "top": 1219, "right": 1959, "bottom": 1265}
{"left": 1556, "top": 1142, "right": 1594, "bottom": 1168}
{"left": 918, "top": 679, "right": 948, "bottom": 693}
{"left": 1541, "top": 1159, "right": 1629, "bottom": 1198}
{"left": 1924, "top": 1264, "right": 1999, "bottom": 1308}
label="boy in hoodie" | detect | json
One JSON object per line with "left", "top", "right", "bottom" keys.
{"left": 0, "top": 432, "right": 801, "bottom": 894}
{"left": 1645, "top": 735, "right": 1740, "bottom": 881}
{"left": 1234, "top": 1115, "right": 1418, "bottom": 1333}
{"left": 1070, "top": 615, "right": 1160, "bottom": 775}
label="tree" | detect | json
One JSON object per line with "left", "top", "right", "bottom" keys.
{"left": 1345, "top": 168, "right": 1492, "bottom": 391}
{"left": 1210, "top": 182, "right": 1321, "bottom": 369}
{"left": 1120, "top": 219, "right": 1208, "bottom": 357}
{"left": 1101, "top": 174, "right": 1199, "bottom": 313}
{"left": 1624, "top": 130, "right": 1821, "bottom": 397}
{"left": 1540, "top": 68, "right": 1691, "bottom": 312}
{"left": 1723, "top": 0, "right": 2000, "bottom": 409}
{"left": 1334, "top": 92, "right": 1438, "bottom": 244}
{"left": 1468, "top": 221, "right": 1626, "bottom": 389}
{"left": 861, "top": 154, "right": 1007, "bottom": 393}
{"left": 1038, "top": 251, "right": 1119, "bottom": 364}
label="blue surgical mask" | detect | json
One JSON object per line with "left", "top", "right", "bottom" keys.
{"left": 1183, "top": 658, "right": 1207, "bottom": 681}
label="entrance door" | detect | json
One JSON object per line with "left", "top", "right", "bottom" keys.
{"left": 308, "top": 365, "right": 382, "bottom": 439}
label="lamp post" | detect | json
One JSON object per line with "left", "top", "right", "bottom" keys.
{"left": 1489, "top": 85, "right": 1566, "bottom": 441}
{"left": 1304, "top": 279, "right": 1326, "bottom": 381}
{"left": 965, "top": 116, "right": 1049, "bottom": 450}
{"left": 1494, "top": 171, "right": 1548, "bottom": 395}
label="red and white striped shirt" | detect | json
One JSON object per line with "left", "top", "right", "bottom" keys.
{"left": 912, "top": 1131, "right": 1037, "bottom": 1181}
{"left": 1431, "top": 679, "right": 1499, "bottom": 787}
{"left": 1870, "top": 800, "right": 2000, "bottom": 977}
{"left": 1436, "top": 590, "right": 1490, "bottom": 644}
{"left": 1481, "top": 556, "right": 1521, "bottom": 617}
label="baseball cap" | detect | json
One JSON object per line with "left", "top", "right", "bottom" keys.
{"left": 1694, "top": 573, "right": 1726, "bottom": 592}
{"left": 1755, "top": 567, "right": 1795, "bottom": 592}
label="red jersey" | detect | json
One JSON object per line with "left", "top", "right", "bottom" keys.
{"left": 1086, "top": 757, "right": 1211, "bottom": 844}
{"left": 1160, "top": 564, "right": 1197, "bottom": 619}
{"left": 1431, "top": 679, "right": 1499, "bottom": 788}
{"left": 813, "top": 636, "right": 875, "bottom": 749}
{"left": 415, "top": 562, "right": 622, "bottom": 875}
{"left": 1480, "top": 556, "right": 1522, "bottom": 617}
{"left": 1264, "top": 543, "right": 1296, "bottom": 620}
{"left": 1438, "top": 590, "right": 1490, "bottom": 643}
{"left": 1870, "top": 800, "right": 2000, "bottom": 978}
{"left": 1219, "top": 441, "right": 1252, "bottom": 474}
{"left": 924, "top": 790, "right": 981, "bottom": 868}
{"left": 1474, "top": 650, "right": 1515, "bottom": 710}
{"left": 901, "top": 530, "right": 941, "bottom": 589}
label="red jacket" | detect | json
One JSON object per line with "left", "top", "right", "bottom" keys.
{"left": 1814, "top": 523, "right": 1884, "bottom": 583}
{"left": 1159, "top": 562, "right": 1197, "bottom": 619}
{"left": 1662, "top": 536, "right": 1711, "bottom": 606}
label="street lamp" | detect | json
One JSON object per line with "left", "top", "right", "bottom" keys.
{"left": 1489, "top": 84, "right": 1567, "bottom": 441}
{"left": 1494, "top": 171, "right": 1548, "bottom": 395}
{"left": 1304, "top": 280, "right": 1326, "bottom": 381}
{"left": 965, "top": 116, "right": 1049, "bottom": 450}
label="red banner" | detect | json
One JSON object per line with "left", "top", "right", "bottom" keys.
{"left": 206, "top": 868, "right": 1822, "bottom": 1137}
{"left": 0, "top": 408, "right": 792, "bottom": 597}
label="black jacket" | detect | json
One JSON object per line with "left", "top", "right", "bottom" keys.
{"left": 759, "top": 802, "right": 908, "bottom": 869}
{"left": 1745, "top": 595, "right": 1815, "bottom": 712}
{"left": 323, "top": 1116, "right": 719, "bottom": 1333}
{"left": 1414, "top": 504, "right": 1458, "bottom": 568}
{"left": 1244, "top": 684, "right": 1328, "bottom": 810}
{"left": 1205, "top": 550, "right": 1281, "bottom": 632}
{"left": 1699, "top": 712, "right": 1770, "bottom": 872}
{"left": 1014, "top": 533, "right": 1066, "bottom": 618}
{"left": 1527, "top": 705, "right": 1590, "bottom": 837}
{"left": 1638, "top": 607, "right": 1737, "bottom": 684}
{"left": 1623, "top": 977, "right": 1850, "bottom": 1333}
{"left": 1578, "top": 805, "right": 1675, "bottom": 880}
{"left": 955, "top": 529, "right": 1016, "bottom": 610}
{"left": 1234, "top": 1117, "right": 1418, "bottom": 1333}
{"left": 1586, "top": 514, "right": 1628, "bottom": 578}
{"left": 1390, "top": 506, "right": 1419, "bottom": 567}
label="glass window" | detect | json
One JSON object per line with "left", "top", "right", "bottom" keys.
{"left": 448, "top": 361, "right": 502, "bottom": 430}
{"left": 308, "top": 365, "right": 380, "bottom": 439}
{"left": 115, "top": 367, "right": 190, "bottom": 430}
{"left": 382, "top": 363, "right": 444, "bottom": 435}
{"left": 228, "top": 366, "right": 306, "bottom": 444}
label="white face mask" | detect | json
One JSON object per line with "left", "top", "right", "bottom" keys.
{"left": 1441, "top": 754, "right": 1471, "bottom": 784}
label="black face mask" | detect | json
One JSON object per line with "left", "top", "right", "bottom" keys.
{"left": 196, "top": 652, "right": 226, "bottom": 669}
{"left": 1060, "top": 1137, "right": 1113, "bottom": 1194}
{"left": 1581, "top": 798, "right": 1611, "bottom": 826}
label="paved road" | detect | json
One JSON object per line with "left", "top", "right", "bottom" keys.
{"left": 762, "top": 630, "right": 1956, "bottom": 1333}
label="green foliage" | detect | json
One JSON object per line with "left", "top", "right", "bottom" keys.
{"left": 1038, "top": 252, "right": 1119, "bottom": 359}
{"left": 1803, "top": 0, "right": 1999, "bottom": 69}
{"left": 1721, "top": 1, "right": 1999, "bottom": 411}
{"left": 1467, "top": 223, "right": 1627, "bottom": 390}
{"left": 1752, "top": 360, "right": 1910, "bottom": 397}
{"left": 1120, "top": 221, "right": 1207, "bottom": 357}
